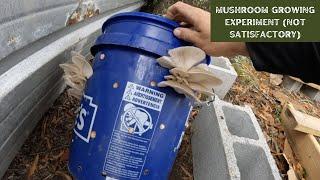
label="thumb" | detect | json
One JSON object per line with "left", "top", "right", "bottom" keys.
{"left": 173, "top": 28, "right": 201, "bottom": 44}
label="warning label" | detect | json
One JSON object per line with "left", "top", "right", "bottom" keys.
{"left": 103, "top": 82, "right": 166, "bottom": 179}
{"left": 123, "top": 82, "right": 165, "bottom": 111}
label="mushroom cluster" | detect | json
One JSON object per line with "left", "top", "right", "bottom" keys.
{"left": 157, "top": 46, "right": 222, "bottom": 102}
{"left": 59, "top": 51, "right": 93, "bottom": 99}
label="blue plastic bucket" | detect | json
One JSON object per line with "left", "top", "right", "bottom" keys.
{"left": 69, "top": 12, "right": 206, "bottom": 180}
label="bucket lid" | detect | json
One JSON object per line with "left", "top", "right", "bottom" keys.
{"left": 91, "top": 12, "right": 186, "bottom": 57}
{"left": 101, "top": 12, "right": 180, "bottom": 33}
{"left": 91, "top": 12, "right": 211, "bottom": 64}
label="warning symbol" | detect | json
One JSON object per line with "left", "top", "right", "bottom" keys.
{"left": 120, "top": 103, "right": 153, "bottom": 136}
{"left": 128, "top": 84, "right": 134, "bottom": 89}
{"left": 124, "top": 95, "right": 131, "bottom": 101}
{"left": 126, "top": 89, "right": 133, "bottom": 95}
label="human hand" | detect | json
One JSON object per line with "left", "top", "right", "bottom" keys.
{"left": 165, "top": 1, "right": 248, "bottom": 57}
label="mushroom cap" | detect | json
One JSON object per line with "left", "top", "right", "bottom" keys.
{"left": 157, "top": 80, "right": 199, "bottom": 102}
{"left": 170, "top": 68, "right": 189, "bottom": 78}
{"left": 59, "top": 63, "right": 80, "bottom": 76}
{"left": 188, "top": 83, "right": 215, "bottom": 96}
{"left": 156, "top": 56, "right": 176, "bottom": 69}
{"left": 168, "top": 46, "right": 206, "bottom": 71}
{"left": 67, "top": 88, "right": 83, "bottom": 100}
{"left": 71, "top": 56, "right": 93, "bottom": 79}
{"left": 164, "top": 75, "right": 177, "bottom": 81}
{"left": 63, "top": 75, "right": 85, "bottom": 91}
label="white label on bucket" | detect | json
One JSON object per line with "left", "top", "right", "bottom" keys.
{"left": 122, "top": 82, "right": 165, "bottom": 111}
{"left": 102, "top": 82, "right": 166, "bottom": 179}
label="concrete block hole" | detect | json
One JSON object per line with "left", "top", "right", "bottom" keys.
{"left": 233, "top": 143, "right": 274, "bottom": 180}
{"left": 222, "top": 106, "right": 259, "bottom": 140}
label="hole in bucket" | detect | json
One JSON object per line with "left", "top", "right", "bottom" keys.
{"left": 99, "top": 53, "right": 106, "bottom": 60}
{"left": 113, "top": 82, "right": 119, "bottom": 89}
{"left": 101, "top": 171, "right": 107, "bottom": 177}
{"left": 77, "top": 165, "right": 82, "bottom": 172}
{"left": 150, "top": 80, "right": 157, "bottom": 87}
{"left": 222, "top": 106, "right": 259, "bottom": 140}
{"left": 90, "top": 131, "right": 96, "bottom": 139}
{"left": 159, "top": 124, "right": 165, "bottom": 130}
{"left": 143, "top": 169, "right": 150, "bottom": 175}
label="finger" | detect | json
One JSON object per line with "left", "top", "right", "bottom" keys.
{"left": 180, "top": 22, "right": 188, "bottom": 26}
{"left": 173, "top": 27, "right": 201, "bottom": 44}
{"left": 164, "top": 11, "right": 175, "bottom": 20}
{"left": 166, "top": 2, "right": 199, "bottom": 25}
{"left": 180, "top": 22, "right": 193, "bottom": 28}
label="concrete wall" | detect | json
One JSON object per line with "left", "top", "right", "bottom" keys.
{"left": 0, "top": 0, "right": 142, "bottom": 60}
{"left": 0, "top": 1, "right": 144, "bottom": 177}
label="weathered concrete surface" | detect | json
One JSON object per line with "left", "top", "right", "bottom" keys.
{"left": 0, "top": 80, "right": 65, "bottom": 177}
{"left": 0, "top": 68, "right": 63, "bottom": 145}
{"left": 282, "top": 76, "right": 303, "bottom": 93}
{"left": 192, "top": 97, "right": 280, "bottom": 180}
{"left": 301, "top": 85, "right": 320, "bottom": 102}
{"left": 0, "top": 1, "right": 144, "bottom": 177}
{"left": 209, "top": 56, "right": 238, "bottom": 99}
{"left": 0, "top": 0, "right": 142, "bottom": 60}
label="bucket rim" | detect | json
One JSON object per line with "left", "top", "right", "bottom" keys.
{"left": 102, "top": 12, "right": 179, "bottom": 32}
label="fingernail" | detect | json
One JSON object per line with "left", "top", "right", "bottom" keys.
{"left": 173, "top": 29, "right": 181, "bottom": 37}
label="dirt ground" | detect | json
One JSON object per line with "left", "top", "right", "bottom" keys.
{"left": 3, "top": 0, "right": 320, "bottom": 180}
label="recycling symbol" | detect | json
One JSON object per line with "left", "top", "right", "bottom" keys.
{"left": 120, "top": 103, "right": 153, "bottom": 136}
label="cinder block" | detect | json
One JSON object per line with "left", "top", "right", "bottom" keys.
{"left": 209, "top": 56, "right": 238, "bottom": 99}
{"left": 301, "top": 85, "right": 320, "bottom": 102}
{"left": 282, "top": 76, "right": 303, "bottom": 93}
{"left": 192, "top": 97, "right": 280, "bottom": 180}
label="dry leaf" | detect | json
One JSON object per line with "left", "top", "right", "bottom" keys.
{"left": 179, "top": 165, "right": 192, "bottom": 178}
{"left": 287, "top": 168, "right": 299, "bottom": 180}
{"left": 60, "top": 149, "right": 70, "bottom": 161}
{"left": 27, "top": 155, "right": 39, "bottom": 180}
{"left": 55, "top": 171, "right": 72, "bottom": 180}
{"left": 283, "top": 139, "right": 306, "bottom": 180}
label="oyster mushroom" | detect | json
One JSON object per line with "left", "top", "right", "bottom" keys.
{"left": 157, "top": 56, "right": 176, "bottom": 69}
{"left": 188, "top": 83, "right": 215, "bottom": 96}
{"left": 60, "top": 51, "right": 93, "bottom": 99}
{"left": 156, "top": 46, "right": 223, "bottom": 102}
{"left": 67, "top": 88, "right": 83, "bottom": 100}
{"left": 63, "top": 75, "right": 85, "bottom": 91}
{"left": 59, "top": 63, "right": 80, "bottom": 76}
{"left": 168, "top": 46, "right": 205, "bottom": 70}
{"left": 158, "top": 80, "right": 200, "bottom": 102}
{"left": 71, "top": 55, "right": 93, "bottom": 79}
{"left": 170, "top": 68, "right": 190, "bottom": 78}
